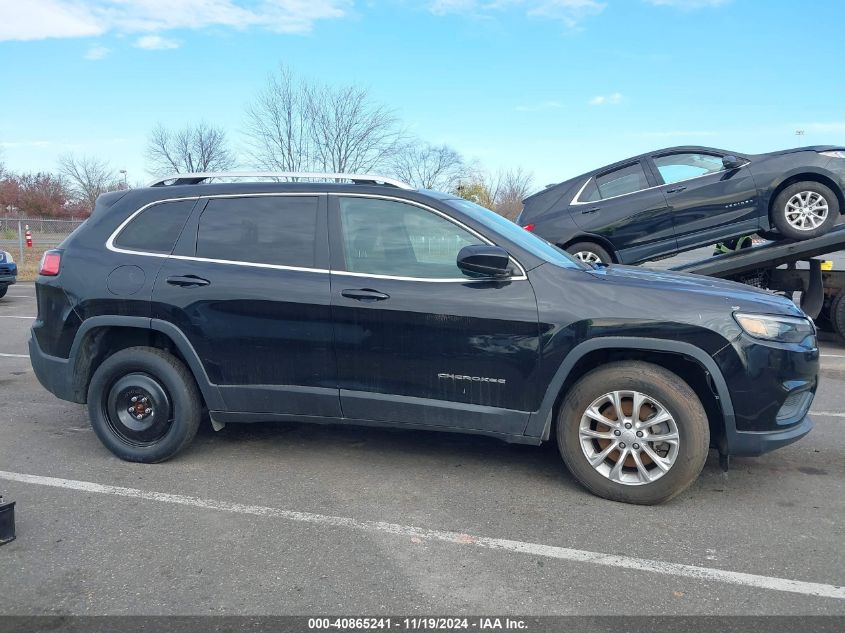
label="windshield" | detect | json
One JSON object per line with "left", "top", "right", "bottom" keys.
{"left": 445, "top": 198, "right": 584, "bottom": 270}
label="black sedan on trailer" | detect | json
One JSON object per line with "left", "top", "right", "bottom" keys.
{"left": 518, "top": 145, "right": 845, "bottom": 264}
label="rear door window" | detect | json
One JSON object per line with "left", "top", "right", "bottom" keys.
{"left": 594, "top": 163, "right": 650, "bottom": 200}
{"left": 114, "top": 199, "right": 196, "bottom": 254}
{"left": 196, "top": 196, "right": 319, "bottom": 268}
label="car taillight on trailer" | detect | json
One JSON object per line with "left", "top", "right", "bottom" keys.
{"left": 522, "top": 223, "right": 535, "bottom": 232}
{"left": 39, "top": 250, "right": 62, "bottom": 276}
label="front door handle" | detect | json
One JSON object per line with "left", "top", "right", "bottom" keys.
{"left": 582, "top": 206, "right": 601, "bottom": 214}
{"left": 666, "top": 185, "right": 687, "bottom": 194}
{"left": 341, "top": 288, "right": 390, "bottom": 302}
{"left": 166, "top": 275, "right": 210, "bottom": 288}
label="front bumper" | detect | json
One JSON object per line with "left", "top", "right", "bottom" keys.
{"left": 0, "top": 274, "right": 16, "bottom": 286}
{"left": 725, "top": 414, "right": 813, "bottom": 457}
{"left": 713, "top": 332, "right": 818, "bottom": 456}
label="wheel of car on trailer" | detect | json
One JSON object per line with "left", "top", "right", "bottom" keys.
{"left": 829, "top": 291, "right": 845, "bottom": 342}
{"left": 87, "top": 346, "right": 202, "bottom": 463}
{"left": 566, "top": 242, "right": 612, "bottom": 265}
{"left": 556, "top": 361, "right": 710, "bottom": 505}
{"left": 771, "top": 181, "right": 839, "bottom": 240}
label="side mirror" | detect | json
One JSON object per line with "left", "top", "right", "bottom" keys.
{"left": 457, "top": 245, "right": 513, "bottom": 279}
{"left": 722, "top": 155, "right": 744, "bottom": 170}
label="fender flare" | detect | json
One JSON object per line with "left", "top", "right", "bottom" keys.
{"left": 764, "top": 167, "right": 844, "bottom": 213}
{"left": 67, "top": 315, "right": 224, "bottom": 410}
{"left": 525, "top": 337, "right": 736, "bottom": 444}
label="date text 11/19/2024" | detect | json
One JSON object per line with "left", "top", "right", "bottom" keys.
{"left": 308, "top": 617, "right": 528, "bottom": 630}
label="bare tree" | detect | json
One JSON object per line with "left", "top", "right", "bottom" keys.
{"left": 308, "top": 83, "right": 405, "bottom": 173}
{"left": 244, "top": 66, "right": 312, "bottom": 173}
{"left": 494, "top": 167, "right": 534, "bottom": 220}
{"left": 390, "top": 142, "right": 467, "bottom": 191}
{"left": 146, "top": 122, "right": 236, "bottom": 175}
{"left": 455, "top": 166, "right": 535, "bottom": 219}
{"left": 244, "top": 66, "right": 405, "bottom": 175}
{"left": 58, "top": 153, "right": 119, "bottom": 212}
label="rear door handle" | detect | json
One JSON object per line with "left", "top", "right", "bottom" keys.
{"left": 581, "top": 206, "right": 601, "bottom": 214}
{"left": 341, "top": 288, "right": 390, "bottom": 302}
{"left": 666, "top": 185, "right": 687, "bottom": 194}
{"left": 166, "top": 275, "right": 210, "bottom": 288}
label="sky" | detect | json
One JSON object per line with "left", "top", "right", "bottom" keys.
{"left": 1, "top": 0, "right": 844, "bottom": 190}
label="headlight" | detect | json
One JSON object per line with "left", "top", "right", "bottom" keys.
{"left": 734, "top": 312, "right": 815, "bottom": 343}
{"left": 819, "top": 150, "right": 845, "bottom": 159}
{"left": 0, "top": 251, "right": 12, "bottom": 263}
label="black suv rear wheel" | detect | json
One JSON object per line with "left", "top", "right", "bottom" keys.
{"left": 556, "top": 361, "right": 709, "bottom": 504}
{"left": 566, "top": 242, "right": 613, "bottom": 265}
{"left": 87, "top": 346, "right": 202, "bottom": 462}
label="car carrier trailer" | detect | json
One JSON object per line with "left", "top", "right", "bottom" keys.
{"left": 668, "top": 225, "right": 845, "bottom": 341}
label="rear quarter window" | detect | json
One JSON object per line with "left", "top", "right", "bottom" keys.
{"left": 113, "top": 199, "right": 196, "bottom": 254}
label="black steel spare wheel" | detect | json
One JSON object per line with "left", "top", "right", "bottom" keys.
{"left": 105, "top": 373, "right": 173, "bottom": 446}
{"left": 87, "top": 346, "right": 202, "bottom": 463}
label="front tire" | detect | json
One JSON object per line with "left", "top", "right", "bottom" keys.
{"left": 0, "top": 286, "right": 7, "bottom": 299}
{"left": 771, "top": 182, "right": 839, "bottom": 240}
{"left": 556, "top": 361, "right": 709, "bottom": 505}
{"left": 87, "top": 346, "right": 202, "bottom": 463}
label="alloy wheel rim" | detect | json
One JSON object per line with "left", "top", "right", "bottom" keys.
{"left": 104, "top": 372, "right": 173, "bottom": 446}
{"left": 579, "top": 390, "right": 680, "bottom": 485}
{"left": 785, "top": 191, "right": 829, "bottom": 231}
{"left": 574, "top": 251, "right": 603, "bottom": 264}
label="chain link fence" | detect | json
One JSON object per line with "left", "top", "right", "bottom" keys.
{"left": 0, "top": 218, "right": 85, "bottom": 279}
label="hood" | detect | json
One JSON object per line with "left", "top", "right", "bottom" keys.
{"left": 586, "top": 264, "right": 805, "bottom": 317}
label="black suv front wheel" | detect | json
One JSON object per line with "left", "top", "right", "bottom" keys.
{"left": 557, "top": 361, "right": 709, "bottom": 504}
{"left": 771, "top": 181, "right": 839, "bottom": 240}
{"left": 87, "top": 347, "right": 202, "bottom": 462}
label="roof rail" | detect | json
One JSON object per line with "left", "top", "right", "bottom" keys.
{"left": 146, "top": 171, "right": 414, "bottom": 190}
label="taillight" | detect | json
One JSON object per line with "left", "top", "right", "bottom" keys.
{"left": 522, "top": 223, "right": 535, "bottom": 232}
{"left": 39, "top": 250, "right": 61, "bottom": 276}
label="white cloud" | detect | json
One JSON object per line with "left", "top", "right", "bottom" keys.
{"left": 0, "top": 0, "right": 350, "bottom": 42}
{"left": 84, "top": 45, "right": 110, "bottom": 60}
{"left": 0, "top": 0, "right": 103, "bottom": 41}
{"left": 588, "top": 92, "right": 623, "bottom": 105}
{"left": 515, "top": 100, "right": 562, "bottom": 112}
{"left": 645, "top": 0, "right": 730, "bottom": 8}
{"left": 134, "top": 35, "right": 180, "bottom": 50}
{"left": 430, "top": 1, "right": 606, "bottom": 28}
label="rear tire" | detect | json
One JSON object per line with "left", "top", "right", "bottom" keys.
{"left": 830, "top": 292, "right": 845, "bottom": 342}
{"left": 556, "top": 361, "right": 709, "bottom": 505}
{"left": 771, "top": 181, "right": 839, "bottom": 240}
{"left": 87, "top": 346, "right": 202, "bottom": 463}
{"left": 566, "top": 241, "right": 613, "bottom": 265}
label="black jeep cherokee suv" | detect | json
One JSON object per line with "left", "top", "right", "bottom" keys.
{"left": 29, "top": 173, "right": 819, "bottom": 504}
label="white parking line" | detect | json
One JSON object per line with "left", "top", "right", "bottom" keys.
{"left": 0, "top": 353, "right": 28, "bottom": 358}
{"left": 820, "top": 354, "right": 845, "bottom": 358}
{"left": 0, "top": 470, "right": 843, "bottom": 601}
{"left": 810, "top": 411, "right": 845, "bottom": 418}
{"left": 0, "top": 315, "right": 35, "bottom": 319}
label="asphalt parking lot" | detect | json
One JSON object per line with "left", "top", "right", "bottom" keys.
{"left": 1, "top": 281, "right": 844, "bottom": 616}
